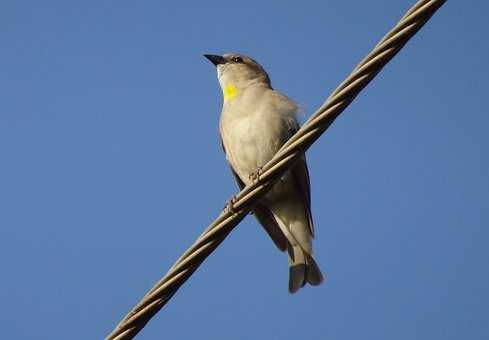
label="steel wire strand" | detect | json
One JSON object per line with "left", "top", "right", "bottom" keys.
{"left": 106, "top": 1, "right": 446, "bottom": 338}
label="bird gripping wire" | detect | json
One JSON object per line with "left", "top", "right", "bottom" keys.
{"left": 106, "top": 1, "right": 447, "bottom": 339}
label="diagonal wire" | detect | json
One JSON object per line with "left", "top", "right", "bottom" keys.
{"left": 106, "top": 1, "right": 447, "bottom": 339}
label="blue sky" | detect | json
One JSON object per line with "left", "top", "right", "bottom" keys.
{"left": 1, "top": 1, "right": 488, "bottom": 339}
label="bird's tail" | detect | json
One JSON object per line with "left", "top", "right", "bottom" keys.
{"left": 288, "top": 244, "right": 324, "bottom": 294}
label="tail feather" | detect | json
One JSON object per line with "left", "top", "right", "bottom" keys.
{"left": 305, "top": 255, "right": 323, "bottom": 286}
{"left": 288, "top": 245, "right": 306, "bottom": 293}
{"left": 288, "top": 245, "right": 324, "bottom": 293}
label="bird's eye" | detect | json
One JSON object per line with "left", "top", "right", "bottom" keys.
{"left": 232, "top": 56, "right": 243, "bottom": 63}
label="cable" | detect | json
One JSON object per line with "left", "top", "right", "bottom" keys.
{"left": 106, "top": 1, "right": 447, "bottom": 338}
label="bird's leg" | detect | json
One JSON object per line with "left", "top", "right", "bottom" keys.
{"left": 223, "top": 195, "right": 237, "bottom": 215}
{"left": 248, "top": 166, "right": 263, "bottom": 184}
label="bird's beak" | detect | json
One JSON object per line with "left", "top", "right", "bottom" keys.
{"left": 204, "top": 54, "right": 225, "bottom": 66}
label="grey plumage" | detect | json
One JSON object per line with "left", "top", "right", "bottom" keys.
{"left": 205, "top": 53, "right": 324, "bottom": 293}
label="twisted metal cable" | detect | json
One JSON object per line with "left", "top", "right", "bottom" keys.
{"left": 106, "top": 1, "right": 446, "bottom": 338}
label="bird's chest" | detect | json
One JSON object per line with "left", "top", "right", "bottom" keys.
{"left": 221, "top": 112, "right": 283, "bottom": 181}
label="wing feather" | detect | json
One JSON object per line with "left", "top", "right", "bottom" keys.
{"left": 285, "top": 121, "right": 315, "bottom": 238}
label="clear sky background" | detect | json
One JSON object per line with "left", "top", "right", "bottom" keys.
{"left": 1, "top": 1, "right": 488, "bottom": 339}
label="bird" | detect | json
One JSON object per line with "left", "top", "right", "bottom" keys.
{"left": 204, "top": 53, "right": 323, "bottom": 293}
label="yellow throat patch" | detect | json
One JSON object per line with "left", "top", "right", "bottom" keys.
{"left": 223, "top": 84, "right": 237, "bottom": 101}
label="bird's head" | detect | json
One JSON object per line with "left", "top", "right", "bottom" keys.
{"left": 204, "top": 53, "right": 271, "bottom": 101}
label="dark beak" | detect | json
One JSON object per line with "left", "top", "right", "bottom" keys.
{"left": 204, "top": 54, "right": 225, "bottom": 66}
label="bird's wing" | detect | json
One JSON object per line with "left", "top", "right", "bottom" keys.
{"left": 220, "top": 136, "right": 287, "bottom": 251}
{"left": 252, "top": 204, "right": 288, "bottom": 251}
{"left": 285, "top": 120, "right": 315, "bottom": 238}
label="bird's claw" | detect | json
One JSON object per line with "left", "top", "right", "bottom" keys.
{"left": 248, "top": 166, "right": 263, "bottom": 184}
{"left": 223, "top": 195, "right": 237, "bottom": 215}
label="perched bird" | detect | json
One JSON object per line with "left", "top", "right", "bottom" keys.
{"left": 204, "top": 53, "right": 323, "bottom": 293}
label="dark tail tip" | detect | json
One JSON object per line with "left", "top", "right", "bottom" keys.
{"left": 306, "top": 256, "right": 324, "bottom": 286}
{"left": 289, "top": 264, "right": 306, "bottom": 294}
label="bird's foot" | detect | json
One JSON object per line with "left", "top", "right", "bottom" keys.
{"left": 223, "top": 195, "right": 237, "bottom": 215}
{"left": 248, "top": 166, "right": 263, "bottom": 184}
